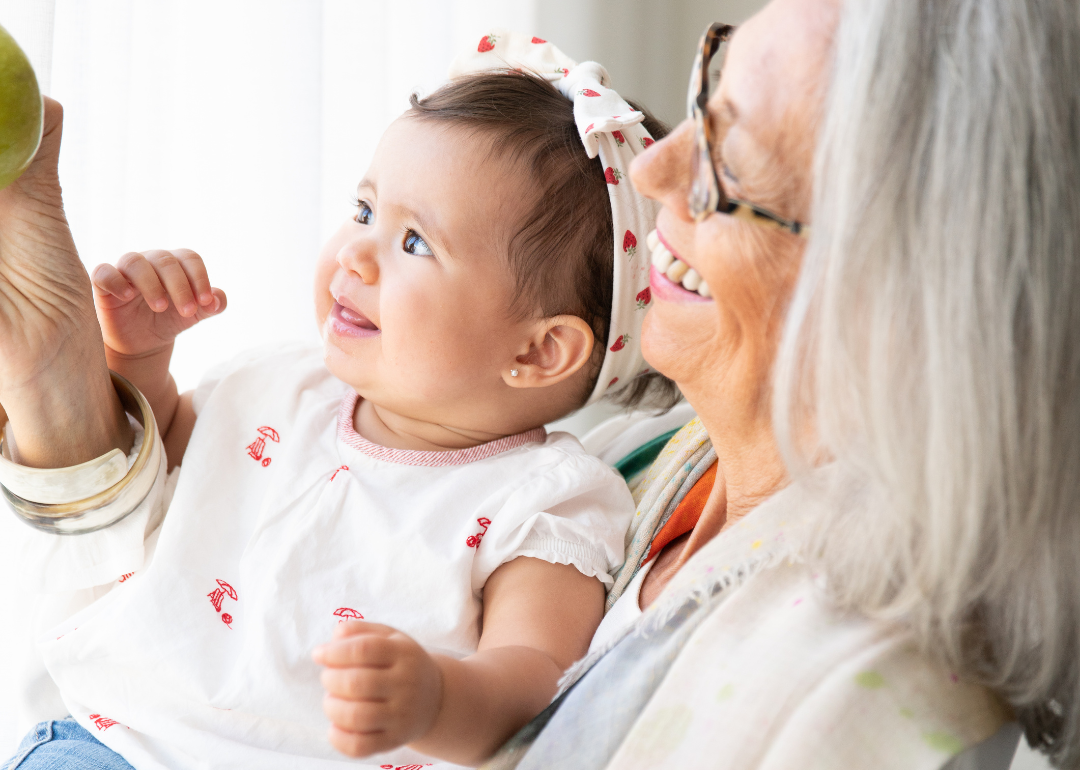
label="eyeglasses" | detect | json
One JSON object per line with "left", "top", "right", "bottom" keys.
{"left": 688, "top": 22, "right": 809, "bottom": 237}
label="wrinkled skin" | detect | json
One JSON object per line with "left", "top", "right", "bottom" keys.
{"left": 0, "top": 97, "right": 131, "bottom": 467}
{"left": 629, "top": 0, "right": 840, "bottom": 607}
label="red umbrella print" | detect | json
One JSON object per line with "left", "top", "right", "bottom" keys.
{"left": 333, "top": 607, "right": 364, "bottom": 623}
{"left": 208, "top": 579, "right": 237, "bottom": 613}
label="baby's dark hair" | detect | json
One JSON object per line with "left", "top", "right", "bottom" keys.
{"left": 408, "top": 71, "right": 681, "bottom": 412}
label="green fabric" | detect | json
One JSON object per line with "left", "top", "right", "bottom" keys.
{"left": 613, "top": 428, "right": 681, "bottom": 481}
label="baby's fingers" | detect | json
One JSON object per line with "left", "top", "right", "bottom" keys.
{"left": 313, "top": 623, "right": 398, "bottom": 668}
{"left": 199, "top": 287, "right": 227, "bottom": 316}
{"left": 321, "top": 665, "right": 394, "bottom": 701}
{"left": 115, "top": 251, "right": 171, "bottom": 313}
{"left": 171, "top": 248, "right": 216, "bottom": 308}
{"left": 140, "top": 249, "right": 199, "bottom": 317}
{"left": 91, "top": 263, "right": 136, "bottom": 304}
{"left": 327, "top": 724, "right": 395, "bottom": 759}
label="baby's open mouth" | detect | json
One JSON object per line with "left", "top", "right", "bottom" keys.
{"left": 337, "top": 303, "right": 378, "bottom": 330}
{"left": 648, "top": 230, "right": 712, "bottom": 300}
{"left": 330, "top": 302, "right": 380, "bottom": 338}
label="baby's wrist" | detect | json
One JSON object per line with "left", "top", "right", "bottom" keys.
{"left": 104, "top": 339, "right": 174, "bottom": 364}
{"left": 405, "top": 652, "right": 450, "bottom": 750}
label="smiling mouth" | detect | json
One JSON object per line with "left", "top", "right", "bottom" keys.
{"left": 330, "top": 302, "right": 380, "bottom": 338}
{"left": 648, "top": 230, "right": 712, "bottom": 299}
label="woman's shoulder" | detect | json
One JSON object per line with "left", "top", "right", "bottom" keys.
{"left": 610, "top": 560, "right": 1012, "bottom": 770}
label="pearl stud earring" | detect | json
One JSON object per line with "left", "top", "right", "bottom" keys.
{"left": 511, "top": 369, "right": 519, "bottom": 377}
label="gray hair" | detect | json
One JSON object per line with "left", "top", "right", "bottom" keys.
{"left": 773, "top": 0, "right": 1080, "bottom": 764}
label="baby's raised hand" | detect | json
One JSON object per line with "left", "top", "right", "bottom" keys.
{"left": 313, "top": 621, "right": 443, "bottom": 758}
{"left": 92, "top": 249, "right": 226, "bottom": 358}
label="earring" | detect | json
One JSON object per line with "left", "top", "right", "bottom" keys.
{"left": 510, "top": 369, "right": 519, "bottom": 377}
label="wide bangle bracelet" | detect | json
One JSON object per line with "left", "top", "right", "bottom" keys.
{"left": 0, "top": 371, "right": 161, "bottom": 535}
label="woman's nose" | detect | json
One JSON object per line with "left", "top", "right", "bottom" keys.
{"left": 337, "top": 235, "right": 379, "bottom": 285}
{"left": 629, "top": 119, "right": 696, "bottom": 222}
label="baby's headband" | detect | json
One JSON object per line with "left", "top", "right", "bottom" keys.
{"left": 448, "top": 30, "right": 658, "bottom": 406}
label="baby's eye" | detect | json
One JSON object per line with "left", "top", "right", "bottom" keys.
{"left": 354, "top": 200, "right": 374, "bottom": 226}
{"left": 403, "top": 230, "right": 433, "bottom": 257}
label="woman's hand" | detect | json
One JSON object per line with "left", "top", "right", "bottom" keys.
{"left": 0, "top": 96, "right": 132, "bottom": 466}
{"left": 92, "top": 249, "right": 227, "bottom": 359}
{"left": 314, "top": 621, "right": 444, "bottom": 758}
{"left": 0, "top": 97, "right": 96, "bottom": 392}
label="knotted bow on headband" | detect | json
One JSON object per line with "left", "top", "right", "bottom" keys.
{"left": 449, "top": 31, "right": 659, "bottom": 406}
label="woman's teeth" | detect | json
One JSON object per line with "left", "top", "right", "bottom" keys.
{"left": 647, "top": 230, "right": 711, "bottom": 298}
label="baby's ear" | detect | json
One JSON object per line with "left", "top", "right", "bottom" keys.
{"left": 503, "top": 315, "right": 594, "bottom": 390}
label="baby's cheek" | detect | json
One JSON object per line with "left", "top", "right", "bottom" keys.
{"left": 382, "top": 302, "right": 494, "bottom": 401}
{"left": 312, "top": 264, "right": 336, "bottom": 327}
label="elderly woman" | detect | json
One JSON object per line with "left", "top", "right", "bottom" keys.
{"left": 475, "top": 0, "right": 1080, "bottom": 768}
{"left": 0, "top": 0, "right": 1076, "bottom": 769}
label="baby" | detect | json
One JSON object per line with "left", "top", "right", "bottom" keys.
{"left": 6, "top": 35, "right": 675, "bottom": 770}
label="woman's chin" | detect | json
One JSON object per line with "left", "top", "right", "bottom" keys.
{"left": 640, "top": 308, "right": 711, "bottom": 387}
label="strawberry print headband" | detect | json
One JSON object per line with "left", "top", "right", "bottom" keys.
{"left": 449, "top": 30, "right": 658, "bottom": 406}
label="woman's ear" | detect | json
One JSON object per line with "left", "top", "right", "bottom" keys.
{"left": 503, "top": 315, "right": 594, "bottom": 390}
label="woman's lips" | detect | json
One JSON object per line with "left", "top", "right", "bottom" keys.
{"left": 650, "top": 265, "right": 712, "bottom": 303}
{"left": 647, "top": 229, "right": 713, "bottom": 303}
{"left": 329, "top": 302, "right": 380, "bottom": 338}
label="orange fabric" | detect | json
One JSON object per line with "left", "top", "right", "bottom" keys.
{"left": 645, "top": 461, "right": 717, "bottom": 564}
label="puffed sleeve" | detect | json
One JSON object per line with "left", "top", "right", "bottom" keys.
{"left": 470, "top": 437, "right": 635, "bottom": 589}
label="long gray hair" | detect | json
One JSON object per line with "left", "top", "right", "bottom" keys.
{"left": 773, "top": 0, "right": 1080, "bottom": 764}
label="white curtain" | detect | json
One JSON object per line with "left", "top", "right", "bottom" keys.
{"left": 0, "top": 0, "right": 767, "bottom": 754}
{"left": 2, "top": 0, "right": 767, "bottom": 394}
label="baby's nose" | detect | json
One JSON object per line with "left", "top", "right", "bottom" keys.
{"left": 337, "top": 240, "right": 379, "bottom": 285}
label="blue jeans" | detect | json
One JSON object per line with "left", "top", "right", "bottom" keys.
{"left": 2, "top": 719, "right": 134, "bottom": 770}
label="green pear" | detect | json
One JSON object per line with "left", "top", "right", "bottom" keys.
{"left": 0, "top": 23, "right": 42, "bottom": 189}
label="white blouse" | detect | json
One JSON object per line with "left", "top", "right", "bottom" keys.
{"left": 8, "top": 344, "right": 634, "bottom": 769}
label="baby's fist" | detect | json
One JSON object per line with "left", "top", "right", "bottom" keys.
{"left": 313, "top": 621, "right": 444, "bottom": 758}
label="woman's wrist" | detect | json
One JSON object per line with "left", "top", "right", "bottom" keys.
{"left": 2, "top": 339, "right": 134, "bottom": 469}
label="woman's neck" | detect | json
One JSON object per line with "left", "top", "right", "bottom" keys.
{"left": 353, "top": 397, "right": 512, "bottom": 452}
{"left": 639, "top": 403, "right": 789, "bottom": 610}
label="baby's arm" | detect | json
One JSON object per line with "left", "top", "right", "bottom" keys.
{"left": 315, "top": 556, "right": 604, "bottom": 766}
{"left": 91, "top": 250, "right": 226, "bottom": 469}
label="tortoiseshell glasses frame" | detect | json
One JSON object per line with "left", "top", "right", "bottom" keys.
{"left": 688, "top": 22, "right": 809, "bottom": 237}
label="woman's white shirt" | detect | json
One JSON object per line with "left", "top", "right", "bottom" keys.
{"left": 7, "top": 344, "right": 634, "bottom": 769}
{"left": 590, "top": 476, "right": 1015, "bottom": 770}
{"left": 588, "top": 557, "right": 649, "bottom": 654}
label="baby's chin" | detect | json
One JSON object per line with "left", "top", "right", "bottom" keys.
{"left": 321, "top": 334, "right": 358, "bottom": 385}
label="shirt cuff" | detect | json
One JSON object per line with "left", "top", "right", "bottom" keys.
{"left": 511, "top": 530, "right": 615, "bottom": 587}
